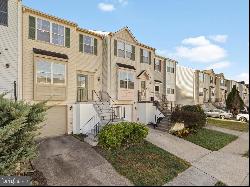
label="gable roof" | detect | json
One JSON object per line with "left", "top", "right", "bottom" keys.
{"left": 111, "top": 27, "right": 155, "bottom": 51}
{"left": 137, "top": 70, "right": 151, "bottom": 79}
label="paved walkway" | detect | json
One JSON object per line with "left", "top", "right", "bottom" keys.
{"left": 33, "top": 136, "right": 132, "bottom": 186}
{"left": 147, "top": 128, "right": 249, "bottom": 186}
{"left": 146, "top": 129, "right": 211, "bottom": 163}
{"left": 164, "top": 166, "right": 217, "bottom": 186}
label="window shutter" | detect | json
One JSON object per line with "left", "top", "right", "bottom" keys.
{"left": 65, "top": 27, "right": 70, "bottom": 48}
{"left": 159, "top": 60, "right": 162, "bottom": 72}
{"left": 149, "top": 51, "right": 152, "bottom": 64}
{"left": 154, "top": 58, "right": 156, "bottom": 70}
{"left": 114, "top": 40, "right": 117, "bottom": 56}
{"left": 131, "top": 45, "right": 135, "bottom": 61}
{"left": 140, "top": 49, "right": 143, "bottom": 63}
{"left": 29, "top": 16, "right": 36, "bottom": 40}
{"left": 94, "top": 38, "right": 98, "bottom": 55}
{"left": 79, "top": 34, "right": 83, "bottom": 52}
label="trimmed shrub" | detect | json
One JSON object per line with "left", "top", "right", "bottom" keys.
{"left": 98, "top": 122, "right": 149, "bottom": 150}
{"left": 0, "top": 95, "right": 48, "bottom": 175}
{"left": 171, "top": 105, "right": 206, "bottom": 130}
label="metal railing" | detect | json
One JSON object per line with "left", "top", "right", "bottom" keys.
{"left": 80, "top": 114, "right": 100, "bottom": 134}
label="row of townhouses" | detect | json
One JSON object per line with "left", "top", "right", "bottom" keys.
{"left": 0, "top": 0, "right": 249, "bottom": 138}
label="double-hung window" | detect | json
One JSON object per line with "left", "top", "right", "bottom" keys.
{"left": 53, "top": 63, "right": 66, "bottom": 84}
{"left": 119, "top": 71, "right": 135, "bottom": 89}
{"left": 52, "top": 23, "right": 65, "bottom": 46}
{"left": 118, "top": 41, "right": 125, "bottom": 58}
{"left": 36, "top": 61, "right": 66, "bottom": 85}
{"left": 119, "top": 71, "right": 127, "bottom": 89}
{"left": 167, "top": 61, "right": 175, "bottom": 73}
{"left": 155, "top": 59, "right": 161, "bottom": 72}
{"left": 37, "top": 18, "right": 50, "bottom": 43}
{"left": 127, "top": 72, "right": 135, "bottom": 89}
{"left": 167, "top": 88, "right": 175, "bottom": 94}
{"left": 0, "top": 0, "right": 8, "bottom": 26}
{"left": 142, "top": 50, "right": 149, "bottom": 63}
{"left": 84, "top": 36, "right": 94, "bottom": 54}
{"left": 126, "top": 44, "right": 132, "bottom": 59}
{"left": 37, "top": 61, "right": 52, "bottom": 84}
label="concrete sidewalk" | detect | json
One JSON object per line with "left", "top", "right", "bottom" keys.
{"left": 220, "top": 131, "right": 249, "bottom": 155}
{"left": 146, "top": 128, "right": 211, "bottom": 163}
{"left": 164, "top": 166, "right": 218, "bottom": 186}
{"left": 147, "top": 128, "right": 249, "bottom": 186}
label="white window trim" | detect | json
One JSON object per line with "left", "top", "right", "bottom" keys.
{"left": 52, "top": 23, "right": 65, "bottom": 46}
{"left": 36, "top": 17, "right": 65, "bottom": 47}
{"left": 36, "top": 61, "right": 66, "bottom": 86}
{"left": 83, "top": 35, "right": 95, "bottom": 54}
{"left": 119, "top": 70, "right": 135, "bottom": 90}
{"left": 117, "top": 40, "right": 133, "bottom": 59}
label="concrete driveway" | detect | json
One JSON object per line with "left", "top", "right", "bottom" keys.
{"left": 33, "top": 136, "right": 132, "bottom": 186}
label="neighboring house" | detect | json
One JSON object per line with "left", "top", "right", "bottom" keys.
{"left": 153, "top": 55, "right": 165, "bottom": 102}
{"left": 176, "top": 65, "right": 196, "bottom": 106}
{"left": 215, "top": 73, "right": 227, "bottom": 105}
{"left": 237, "top": 81, "right": 249, "bottom": 107}
{"left": 22, "top": 6, "right": 104, "bottom": 137}
{"left": 0, "top": 0, "right": 22, "bottom": 100}
{"left": 195, "top": 69, "right": 217, "bottom": 104}
{"left": 165, "top": 58, "right": 177, "bottom": 108}
{"left": 203, "top": 69, "right": 216, "bottom": 103}
{"left": 226, "top": 80, "right": 249, "bottom": 107}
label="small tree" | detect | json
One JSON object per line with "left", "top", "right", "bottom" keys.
{"left": 226, "top": 85, "right": 244, "bottom": 116}
{"left": 0, "top": 95, "right": 48, "bottom": 175}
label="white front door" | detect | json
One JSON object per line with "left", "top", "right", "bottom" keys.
{"left": 122, "top": 105, "right": 132, "bottom": 121}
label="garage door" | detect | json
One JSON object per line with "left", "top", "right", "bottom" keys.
{"left": 39, "top": 106, "right": 67, "bottom": 138}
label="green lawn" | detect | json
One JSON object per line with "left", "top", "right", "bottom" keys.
{"left": 184, "top": 128, "right": 237, "bottom": 151}
{"left": 207, "top": 118, "right": 249, "bottom": 132}
{"left": 95, "top": 141, "right": 190, "bottom": 186}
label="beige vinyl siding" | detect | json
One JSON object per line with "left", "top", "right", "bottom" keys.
{"left": 108, "top": 29, "right": 155, "bottom": 103}
{"left": 22, "top": 9, "right": 103, "bottom": 135}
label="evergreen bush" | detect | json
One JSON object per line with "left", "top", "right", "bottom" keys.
{"left": 98, "top": 122, "right": 148, "bottom": 150}
{"left": 0, "top": 95, "right": 48, "bottom": 175}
